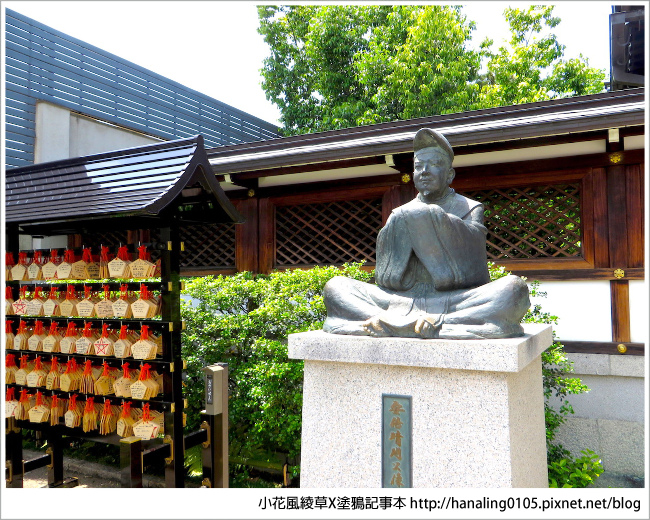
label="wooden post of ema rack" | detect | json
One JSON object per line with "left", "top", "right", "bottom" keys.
{"left": 200, "top": 363, "right": 229, "bottom": 488}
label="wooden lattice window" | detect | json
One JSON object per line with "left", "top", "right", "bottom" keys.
{"left": 178, "top": 223, "right": 236, "bottom": 269}
{"left": 458, "top": 184, "right": 582, "bottom": 259}
{"left": 80, "top": 224, "right": 236, "bottom": 269}
{"left": 78, "top": 230, "right": 129, "bottom": 251}
{"left": 275, "top": 198, "right": 383, "bottom": 267}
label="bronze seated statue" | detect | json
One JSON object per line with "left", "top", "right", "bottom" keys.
{"left": 323, "top": 128, "right": 530, "bottom": 340}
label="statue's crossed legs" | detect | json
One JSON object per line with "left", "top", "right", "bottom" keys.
{"left": 323, "top": 274, "right": 530, "bottom": 340}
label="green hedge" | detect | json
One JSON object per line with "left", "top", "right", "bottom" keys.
{"left": 181, "top": 263, "right": 601, "bottom": 486}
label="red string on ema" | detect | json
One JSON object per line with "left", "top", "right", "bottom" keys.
{"left": 63, "top": 249, "right": 75, "bottom": 264}
{"left": 117, "top": 246, "right": 130, "bottom": 262}
{"left": 65, "top": 322, "right": 77, "bottom": 337}
{"left": 142, "top": 402, "right": 151, "bottom": 422}
{"left": 119, "top": 325, "right": 128, "bottom": 340}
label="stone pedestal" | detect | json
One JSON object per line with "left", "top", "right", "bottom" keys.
{"left": 288, "top": 323, "right": 552, "bottom": 488}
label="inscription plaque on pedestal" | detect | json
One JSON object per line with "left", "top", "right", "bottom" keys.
{"left": 382, "top": 394, "right": 412, "bottom": 488}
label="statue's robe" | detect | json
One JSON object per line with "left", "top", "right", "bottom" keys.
{"left": 323, "top": 191, "right": 530, "bottom": 339}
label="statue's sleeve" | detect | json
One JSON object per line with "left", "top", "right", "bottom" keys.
{"left": 404, "top": 204, "right": 490, "bottom": 291}
{"left": 375, "top": 210, "right": 419, "bottom": 291}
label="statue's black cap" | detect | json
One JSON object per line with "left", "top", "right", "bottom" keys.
{"left": 413, "top": 128, "right": 453, "bottom": 160}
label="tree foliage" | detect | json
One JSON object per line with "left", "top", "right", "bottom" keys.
{"left": 257, "top": 5, "right": 606, "bottom": 135}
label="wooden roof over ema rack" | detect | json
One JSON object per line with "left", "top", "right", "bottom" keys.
{"left": 5, "top": 135, "right": 244, "bottom": 235}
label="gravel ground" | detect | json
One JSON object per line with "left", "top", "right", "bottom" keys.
{"left": 19, "top": 449, "right": 171, "bottom": 488}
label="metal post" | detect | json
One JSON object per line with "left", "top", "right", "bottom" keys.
{"left": 5, "top": 418, "right": 24, "bottom": 488}
{"left": 120, "top": 437, "right": 143, "bottom": 487}
{"left": 201, "top": 363, "right": 229, "bottom": 488}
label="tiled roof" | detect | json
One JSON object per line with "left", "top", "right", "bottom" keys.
{"left": 6, "top": 135, "right": 243, "bottom": 232}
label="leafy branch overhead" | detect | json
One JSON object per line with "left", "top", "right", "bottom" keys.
{"left": 257, "top": 5, "right": 606, "bottom": 135}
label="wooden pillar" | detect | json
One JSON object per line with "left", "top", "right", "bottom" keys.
{"left": 160, "top": 224, "right": 185, "bottom": 488}
{"left": 625, "top": 163, "right": 644, "bottom": 268}
{"left": 258, "top": 198, "right": 275, "bottom": 274}
{"left": 606, "top": 163, "right": 629, "bottom": 270}
{"left": 120, "top": 437, "right": 144, "bottom": 488}
{"left": 611, "top": 280, "right": 631, "bottom": 343}
{"left": 68, "top": 233, "right": 83, "bottom": 249}
{"left": 381, "top": 183, "right": 415, "bottom": 225}
{"left": 604, "top": 129, "right": 635, "bottom": 343}
{"left": 5, "top": 418, "right": 24, "bottom": 488}
{"left": 46, "top": 427, "right": 65, "bottom": 486}
{"left": 590, "top": 167, "right": 610, "bottom": 268}
{"left": 234, "top": 197, "right": 259, "bottom": 273}
{"left": 383, "top": 153, "right": 416, "bottom": 225}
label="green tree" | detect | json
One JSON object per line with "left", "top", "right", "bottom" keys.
{"left": 477, "top": 5, "right": 606, "bottom": 107}
{"left": 257, "top": 5, "right": 605, "bottom": 135}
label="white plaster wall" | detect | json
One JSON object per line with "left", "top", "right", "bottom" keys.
{"left": 34, "top": 102, "right": 71, "bottom": 163}
{"left": 453, "top": 140, "right": 606, "bottom": 167}
{"left": 529, "top": 280, "right": 612, "bottom": 342}
{"left": 624, "top": 134, "right": 645, "bottom": 150}
{"left": 629, "top": 280, "right": 649, "bottom": 344}
{"left": 19, "top": 235, "right": 69, "bottom": 250}
{"left": 549, "top": 353, "right": 645, "bottom": 484}
{"left": 34, "top": 100, "right": 161, "bottom": 164}
{"left": 69, "top": 113, "right": 161, "bottom": 157}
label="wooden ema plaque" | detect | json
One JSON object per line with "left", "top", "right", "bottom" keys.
{"left": 12, "top": 287, "right": 30, "bottom": 316}
{"left": 60, "top": 285, "right": 80, "bottom": 317}
{"left": 95, "top": 285, "right": 114, "bottom": 318}
{"left": 25, "top": 286, "right": 46, "bottom": 316}
{"left": 27, "top": 251, "right": 45, "bottom": 280}
{"left": 41, "top": 250, "right": 61, "bottom": 280}
{"left": 11, "top": 252, "right": 29, "bottom": 281}
{"left": 43, "top": 286, "right": 62, "bottom": 316}
{"left": 108, "top": 246, "right": 131, "bottom": 278}
{"left": 130, "top": 246, "right": 155, "bottom": 279}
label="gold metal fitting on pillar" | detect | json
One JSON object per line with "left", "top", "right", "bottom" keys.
{"left": 200, "top": 421, "right": 211, "bottom": 448}
{"left": 5, "top": 461, "right": 13, "bottom": 484}
{"left": 46, "top": 447, "right": 54, "bottom": 469}
{"left": 401, "top": 173, "right": 411, "bottom": 184}
{"left": 609, "top": 152, "right": 623, "bottom": 164}
{"left": 163, "top": 435, "right": 174, "bottom": 464}
{"left": 614, "top": 268, "right": 625, "bottom": 279}
{"left": 247, "top": 189, "right": 255, "bottom": 198}
{"left": 617, "top": 344, "right": 627, "bottom": 354}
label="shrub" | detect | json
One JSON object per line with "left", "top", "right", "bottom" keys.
{"left": 181, "top": 264, "right": 371, "bottom": 480}
{"left": 182, "top": 262, "right": 601, "bottom": 487}
{"left": 548, "top": 449, "right": 604, "bottom": 488}
{"left": 489, "top": 263, "right": 602, "bottom": 487}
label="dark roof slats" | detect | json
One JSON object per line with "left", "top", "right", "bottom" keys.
{"left": 6, "top": 135, "right": 243, "bottom": 233}
{"left": 206, "top": 89, "right": 646, "bottom": 175}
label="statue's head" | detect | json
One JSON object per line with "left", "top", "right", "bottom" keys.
{"left": 413, "top": 129, "right": 455, "bottom": 201}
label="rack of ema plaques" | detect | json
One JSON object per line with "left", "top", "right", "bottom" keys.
{"left": 5, "top": 239, "right": 228, "bottom": 488}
